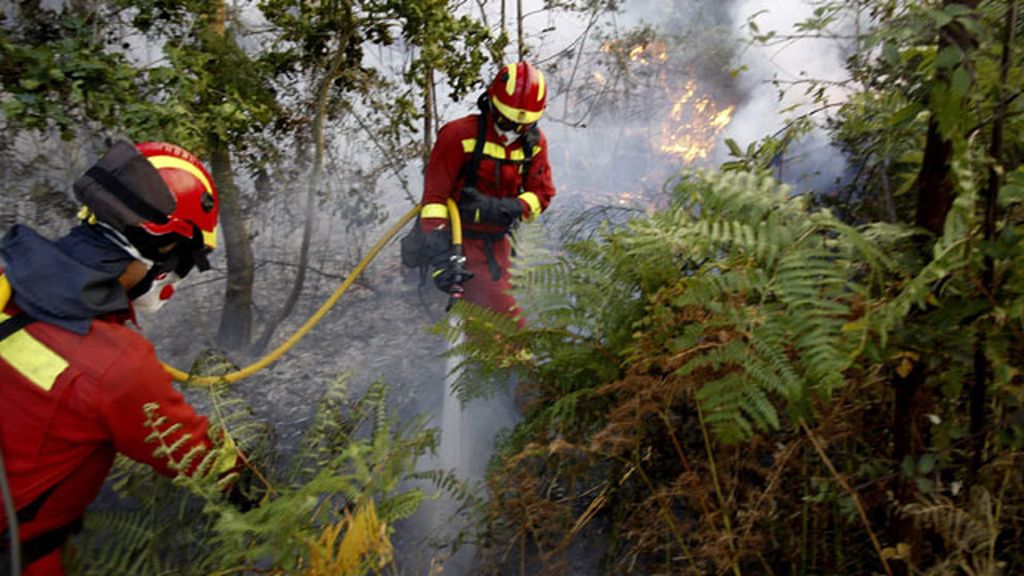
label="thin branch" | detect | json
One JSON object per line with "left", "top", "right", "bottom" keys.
{"left": 801, "top": 420, "right": 893, "bottom": 576}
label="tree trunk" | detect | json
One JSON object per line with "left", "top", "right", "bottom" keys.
{"left": 913, "top": 0, "right": 980, "bottom": 236}
{"left": 213, "top": 143, "right": 255, "bottom": 348}
{"left": 969, "top": 0, "right": 1017, "bottom": 488}
{"left": 892, "top": 2, "right": 979, "bottom": 572}
{"left": 423, "top": 66, "right": 435, "bottom": 168}
{"left": 251, "top": 17, "right": 354, "bottom": 352}
{"left": 208, "top": 1, "right": 254, "bottom": 349}
{"left": 516, "top": 0, "right": 525, "bottom": 60}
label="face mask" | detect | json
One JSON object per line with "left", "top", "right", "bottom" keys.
{"left": 496, "top": 125, "right": 518, "bottom": 143}
{"left": 130, "top": 270, "right": 182, "bottom": 314}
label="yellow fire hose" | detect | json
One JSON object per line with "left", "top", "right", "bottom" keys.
{"left": 0, "top": 198, "right": 463, "bottom": 387}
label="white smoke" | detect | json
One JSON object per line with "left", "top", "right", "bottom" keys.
{"left": 722, "top": 0, "right": 853, "bottom": 190}
{"left": 461, "top": 0, "right": 856, "bottom": 198}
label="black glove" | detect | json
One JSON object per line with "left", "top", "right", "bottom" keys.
{"left": 431, "top": 251, "right": 473, "bottom": 293}
{"left": 459, "top": 187, "right": 523, "bottom": 228}
{"left": 423, "top": 229, "right": 473, "bottom": 293}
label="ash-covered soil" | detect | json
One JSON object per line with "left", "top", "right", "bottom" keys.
{"left": 151, "top": 242, "right": 452, "bottom": 454}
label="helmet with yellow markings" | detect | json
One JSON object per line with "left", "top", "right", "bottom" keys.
{"left": 135, "top": 141, "right": 219, "bottom": 253}
{"left": 73, "top": 139, "right": 219, "bottom": 273}
{"left": 488, "top": 61, "right": 547, "bottom": 127}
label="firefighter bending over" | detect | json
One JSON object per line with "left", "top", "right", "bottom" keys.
{"left": 419, "top": 61, "right": 557, "bottom": 316}
{"left": 0, "top": 141, "right": 235, "bottom": 575}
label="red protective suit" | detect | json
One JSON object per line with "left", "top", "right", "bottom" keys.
{"left": 419, "top": 113, "right": 556, "bottom": 316}
{"left": 0, "top": 304, "right": 213, "bottom": 575}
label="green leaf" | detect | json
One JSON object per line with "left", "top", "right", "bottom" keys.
{"left": 882, "top": 42, "right": 899, "bottom": 65}
{"left": 950, "top": 66, "right": 971, "bottom": 97}
{"left": 726, "top": 138, "right": 743, "bottom": 157}
{"left": 918, "top": 453, "right": 935, "bottom": 475}
{"left": 901, "top": 455, "right": 915, "bottom": 478}
{"left": 934, "top": 46, "right": 961, "bottom": 70}
{"left": 927, "top": 8, "right": 954, "bottom": 28}
{"left": 999, "top": 184, "right": 1024, "bottom": 207}
{"left": 943, "top": 4, "right": 975, "bottom": 18}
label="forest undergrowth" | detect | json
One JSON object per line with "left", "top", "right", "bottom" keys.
{"left": 444, "top": 167, "right": 1024, "bottom": 575}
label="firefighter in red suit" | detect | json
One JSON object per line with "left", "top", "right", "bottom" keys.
{"left": 420, "top": 61, "right": 556, "bottom": 316}
{"left": 0, "top": 141, "right": 235, "bottom": 575}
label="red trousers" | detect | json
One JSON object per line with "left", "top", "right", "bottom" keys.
{"left": 460, "top": 235, "right": 519, "bottom": 318}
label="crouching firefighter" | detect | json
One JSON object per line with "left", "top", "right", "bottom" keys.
{"left": 417, "top": 61, "right": 557, "bottom": 317}
{"left": 0, "top": 141, "right": 239, "bottom": 575}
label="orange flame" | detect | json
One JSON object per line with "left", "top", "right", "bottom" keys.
{"left": 658, "top": 80, "right": 734, "bottom": 164}
{"left": 629, "top": 41, "right": 668, "bottom": 64}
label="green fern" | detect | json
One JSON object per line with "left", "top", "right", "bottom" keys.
{"left": 466, "top": 171, "right": 892, "bottom": 446}
{"left": 72, "top": 374, "right": 439, "bottom": 575}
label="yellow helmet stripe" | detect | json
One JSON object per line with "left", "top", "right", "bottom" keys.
{"left": 502, "top": 63, "right": 545, "bottom": 104}
{"left": 491, "top": 98, "right": 544, "bottom": 125}
{"left": 202, "top": 228, "right": 218, "bottom": 249}
{"left": 145, "top": 155, "right": 214, "bottom": 197}
{"left": 504, "top": 63, "right": 517, "bottom": 96}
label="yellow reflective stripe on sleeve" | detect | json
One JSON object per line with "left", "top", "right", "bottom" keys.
{"left": 0, "top": 312, "right": 69, "bottom": 392}
{"left": 519, "top": 192, "right": 542, "bottom": 220}
{"left": 421, "top": 203, "right": 450, "bottom": 220}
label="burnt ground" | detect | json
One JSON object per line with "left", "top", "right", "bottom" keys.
{"left": 152, "top": 241, "right": 451, "bottom": 450}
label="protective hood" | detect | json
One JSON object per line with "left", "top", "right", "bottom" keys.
{"left": 0, "top": 224, "right": 134, "bottom": 334}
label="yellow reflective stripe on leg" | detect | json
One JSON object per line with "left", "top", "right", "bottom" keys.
{"left": 421, "top": 203, "right": 450, "bottom": 220}
{"left": 0, "top": 312, "right": 69, "bottom": 392}
{"left": 518, "top": 192, "right": 542, "bottom": 220}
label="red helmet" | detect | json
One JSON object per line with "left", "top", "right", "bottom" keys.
{"left": 488, "top": 61, "right": 546, "bottom": 126}
{"left": 135, "top": 141, "right": 219, "bottom": 251}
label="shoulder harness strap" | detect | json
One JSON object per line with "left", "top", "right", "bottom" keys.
{"left": 0, "top": 313, "right": 36, "bottom": 342}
